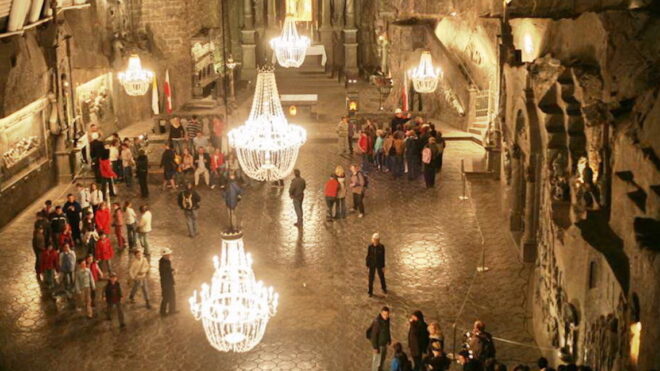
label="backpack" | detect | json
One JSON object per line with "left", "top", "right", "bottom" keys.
{"left": 422, "top": 147, "right": 432, "bottom": 164}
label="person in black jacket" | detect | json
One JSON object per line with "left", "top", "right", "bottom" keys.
{"left": 50, "top": 207, "right": 67, "bottom": 250}
{"left": 136, "top": 150, "right": 149, "bottom": 198}
{"left": 177, "top": 183, "right": 201, "bottom": 238}
{"left": 90, "top": 133, "right": 106, "bottom": 183}
{"left": 160, "top": 143, "right": 177, "bottom": 190}
{"left": 366, "top": 233, "right": 387, "bottom": 297}
{"left": 63, "top": 194, "right": 82, "bottom": 243}
{"left": 159, "top": 248, "right": 177, "bottom": 316}
{"left": 369, "top": 306, "right": 391, "bottom": 371}
{"left": 408, "top": 310, "right": 430, "bottom": 370}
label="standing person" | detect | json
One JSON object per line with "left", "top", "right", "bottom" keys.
{"left": 335, "top": 166, "right": 347, "bottom": 219}
{"left": 457, "top": 350, "right": 483, "bottom": 371}
{"left": 382, "top": 132, "right": 394, "bottom": 173}
{"left": 74, "top": 260, "right": 95, "bottom": 319}
{"left": 177, "top": 183, "right": 201, "bottom": 238}
{"left": 58, "top": 243, "right": 77, "bottom": 295}
{"left": 366, "top": 233, "right": 387, "bottom": 297}
{"left": 422, "top": 137, "right": 441, "bottom": 188}
{"left": 186, "top": 116, "right": 203, "bottom": 152}
{"left": 99, "top": 147, "right": 118, "bottom": 197}
{"left": 336, "top": 116, "right": 350, "bottom": 155}
{"left": 81, "top": 212, "right": 98, "bottom": 257}
{"left": 109, "top": 139, "right": 122, "bottom": 183}
{"left": 128, "top": 249, "right": 151, "bottom": 309}
{"left": 436, "top": 132, "right": 446, "bottom": 173}
{"left": 427, "top": 322, "right": 445, "bottom": 353}
{"left": 34, "top": 211, "right": 51, "bottom": 251}
{"left": 112, "top": 202, "right": 126, "bottom": 250}
{"left": 390, "top": 342, "right": 412, "bottom": 371}
{"left": 358, "top": 130, "right": 372, "bottom": 172}
{"left": 468, "top": 320, "right": 496, "bottom": 363}
{"left": 103, "top": 272, "right": 126, "bottom": 328}
{"left": 63, "top": 194, "right": 82, "bottom": 244}
{"left": 40, "top": 245, "right": 59, "bottom": 290}
{"left": 288, "top": 169, "right": 306, "bottom": 227}
{"left": 404, "top": 130, "right": 421, "bottom": 181}
{"left": 124, "top": 201, "right": 138, "bottom": 250}
{"left": 77, "top": 183, "right": 91, "bottom": 215}
{"left": 408, "top": 311, "right": 430, "bottom": 371}
{"left": 390, "top": 108, "right": 409, "bottom": 133}
{"left": 95, "top": 231, "right": 114, "bottom": 274}
{"left": 193, "top": 147, "right": 212, "bottom": 188}
{"left": 58, "top": 224, "right": 75, "bottom": 250}
{"left": 211, "top": 114, "right": 224, "bottom": 150}
{"left": 90, "top": 132, "right": 105, "bottom": 183}
{"left": 422, "top": 341, "right": 451, "bottom": 371}
{"left": 136, "top": 149, "right": 150, "bottom": 197}
{"left": 160, "top": 143, "right": 177, "bottom": 190}
{"left": 86, "top": 254, "right": 103, "bottom": 308}
{"left": 374, "top": 130, "right": 385, "bottom": 171}
{"left": 50, "top": 207, "right": 67, "bottom": 250}
{"left": 350, "top": 164, "right": 367, "bottom": 218}
{"left": 95, "top": 202, "right": 111, "bottom": 235}
{"left": 120, "top": 142, "right": 135, "bottom": 188}
{"left": 32, "top": 226, "right": 46, "bottom": 283}
{"left": 89, "top": 183, "right": 104, "bottom": 213}
{"left": 223, "top": 173, "right": 243, "bottom": 232}
{"left": 368, "top": 306, "right": 392, "bottom": 371}
{"left": 137, "top": 205, "right": 152, "bottom": 256}
{"left": 168, "top": 117, "right": 186, "bottom": 154}
{"left": 324, "top": 174, "right": 340, "bottom": 222}
{"left": 347, "top": 117, "right": 356, "bottom": 154}
{"left": 210, "top": 147, "right": 225, "bottom": 189}
{"left": 159, "top": 248, "right": 177, "bottom": 316}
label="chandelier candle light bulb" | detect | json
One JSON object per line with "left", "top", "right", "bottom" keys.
{"left": 118, "top": 54, "right": 154, "bottom": 96}
{"left": 189, "top": 232, "right": 279, "bottom": 353}
{"left": 270, "top": 15, "right": 311, "bottom": 68}
{"left": 409, "top": 51, "right": 442, "bottom": 93}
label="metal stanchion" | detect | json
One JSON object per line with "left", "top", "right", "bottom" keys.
{"left": 477, "top": 245, "right": 490, "bottom": 272}
{"left": 459, "top": 159, "right": 468, "bottom": 200}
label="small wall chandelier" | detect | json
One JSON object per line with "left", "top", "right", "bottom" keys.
{"left": 270, "top": 15, "right": 310, "bottom": 68}
{"left": 228, "top": 67, "right": 306, "bottom": 181}
{"left": 118, "top": 54, "right": 154, "bottom": 96}
{"left": 189, "top": 231, "right": 279, "bottom": 353}
{"left": 409, "top": 51, "right": 442, "bottom": 93}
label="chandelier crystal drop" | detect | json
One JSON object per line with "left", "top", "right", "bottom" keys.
{"left": 228, "top": 68, "right": 306, "bottom": 181}
{"left": 189, "top": 232, "right": 279, "bottom": 353}
{"left": 270, "top": 16, "right": 310, "bottom": 68}
{"left": 409, "top": 51, "right": 442, "bottom": 93}
{"left": 117, "top": 54, "right": 154, "bottom": 96}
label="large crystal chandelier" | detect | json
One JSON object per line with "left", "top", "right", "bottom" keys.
{"left": 270, "top": 15, "right": 310, "bottom": 68}
{"left": 409, "top": 51, "right": 442, "bottom": 93}
{"left": 118, "top": 54, "right": 154, "bottom": 96}
{"left": 190, "top": 232, "right": 279, "bottom": 353}
{"left": 228, "top": 67, "right": 306, "bottom": 181}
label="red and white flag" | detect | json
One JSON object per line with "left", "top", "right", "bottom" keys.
{"left": 401, "top": 71, "right": 409, "bottom": 112}
{"left": 164, "top": 69, "right": 173, "bottom": 114}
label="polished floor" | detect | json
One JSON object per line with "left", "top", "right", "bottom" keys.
{"left": 0, "top": 141, "right": 540, "bottom": 370}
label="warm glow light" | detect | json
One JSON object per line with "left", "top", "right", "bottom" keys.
{"left": 189, "top": 233, "right": 279, "bottom": 353}
{"left": 117, "top": 54, "right": 154, "bottom": 96}
{"left": 270, "top": 16, "right": 310, "bottom": 68}
{"left": 409, "top": 51, "right": 442, "bottom": 93}
{"left": 630, "top": 322, "right": 641, "bottom": 365}
{"left": 289, "top": 105, "right": 297, "bottom": 116}
{"left": 523, "top": 34, "right": 534, "bottom": 59}
{"left": 349, "top": 101, "right": 358, "bottom": 111}
{"left": 228, "top": 68, "right": 306, "bottom": 181}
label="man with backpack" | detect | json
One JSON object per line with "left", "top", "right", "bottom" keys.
{"left": 468, "top": 320, "right": 496, "bottom": 363}
{"left": 350, "top": 164, "right": 368, "bottom": 218}
{"left": 367, "top": 306, "right": 391, "bottom": 371}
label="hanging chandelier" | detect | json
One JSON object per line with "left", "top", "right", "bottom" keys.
{"left": 118, "top": 54, "right": 154, "bottom": 96}
{"left": 409, "top": 51, "right": 442, "bottom": 93}
{"left": 228, "top": 67, "right": 306, "bottom": 181}
{"left": 270, "top": 15, "right": 310, "bottom": 68}
{"left": 189, "top": 231, "right": 279, "bottom": 353}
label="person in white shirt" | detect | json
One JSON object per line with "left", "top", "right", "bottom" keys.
{"left": 137, "top": 205, "right": 152, "bottom": 256}
{"left": 77, "top": 183, "right": 91, "bottom": 214}
{"left": 194, "top": 147, "right": 211, "bottom": 188}
{"left": 128, "top": 248, "right": 151, "bottom": 309}
{"left": 123, "top": 201, "right": 138, "bottom": 250}
{"left": 109, "top": 139, "right": 122, "bottom": 182}
{"left": 89, "top": 183, "right": 104, "bottom": 213}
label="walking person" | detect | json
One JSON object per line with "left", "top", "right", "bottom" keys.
{"left": 82, "top": 212, "right": 99, "bottom": 257}
{"left": 94, "top": 202, "right": 111, "bottom": 235}
{"left": 193, "top": 147, "right": 211, "bottom": 187}
{"left": 40, "top": 244, "right": 59, "bottom": 290}
{"left": 32, "top": 226, "right": 46, "bottom": 283}
{"left": 136, "top": 149, "right": 150, "bottom": 198}
{"left": 124, "top": 201, "right": 138, "bottom": 250}
{"left": 177, "top": 183, "right": 201, "bottom": 238}
{"left": 103, "top": 272, "right": 126, "bottom": 328}
{"left": 112, "top": 202, "right": 127, "bottom": 250}
{"left": 160, "top": 143, "right": 177, "bottom": 190}
{"left": 85, "top": 254, "right": 103, "bottom": 308}
{"left": 366, "top": 233, "right": 387, "bottom": 297}
{"left": 95, "top": 231, "right": 114, "bottom": 275}
{"left": 408, "top": 310, "right": 430, "bottom": 371}
{"left": 350, "top": 164, "right": 367, "bottom": 218}
{"left": 128, "top": 248, "right": 151, "bottom": 309}
{"left": 335, "top": 166, "right": 347, "bottom": 219}
{"left": 58, "top": 243, "right": 76, "bottom": 297}
{"left": 324, "top": 174, "right": 340, "bottom": 222}
{"left": 159, "top": 248, "right": 177, "bottom": 316}
{"left": 74, "top": 260, "right": 95, "bottom": 319}
{"left": 288, "top": 169, "right": 306, "bottom": 227}
{"left": 368, "top": 306, "right": 392, "bottom": 371}
{"left": 223, "top": 173, "right": 243, "bottom": 232}
{"left": 137, "top": 205, "right": 152, "bottom": 256}
{"left": 336, "top": 116, "right": 350, "bottom": 155}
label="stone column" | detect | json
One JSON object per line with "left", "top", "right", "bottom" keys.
{"left": 509, "top": 150, "right": 525, "bottom": 232}
{"left": 342, "top": 0, "right": 358, "bottom": 76}
{"left": 241, "top": 0, "right": 257, "bottom": 80}
{"left": 521, "top": 156, "right": 540, "bottom": 262}
{"left": 319, "top": 0, "right": 333, "bottom": 74}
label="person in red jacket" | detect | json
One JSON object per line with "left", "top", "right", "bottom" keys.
{"left": 358, "top": 130, "right": 373, "bottom": 172}
{"left": 324, "top": 174, "right": 340, "bottom": 222}
{"left": 95, "top": 231, "right": 114, "bottom": 275}
{"left": 95, "top": 202, "right": 111, "bottom": 235}
{"left": 40, "top": 244, "right": 59, "bottom": 290}
{"left": 100, "top": 147, "right": 117, "bottom": 197}
{"left": 58, "top": 223, "right": 75, "bottom": 250}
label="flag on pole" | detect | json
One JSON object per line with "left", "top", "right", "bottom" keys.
{"left": 401, "top": 71, "right": 409, "bottom": 112}
{"left": 151, "top": 74, "right": 160, "bottom": 115}
{"left": 164, "top": 69, "right": 173, "bottom": 114}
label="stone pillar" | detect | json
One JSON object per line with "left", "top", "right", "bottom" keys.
{"left": 241, "top": 0, "right": 257, "bottom": 80}
{"left": 342, "top": 0, "right": 358, "bottom": 76}
{"left": 509, "top": 150, "right": 525, "bottom": 231}
{"left": 319, "top": 0, "right": 333, "bottom": 74}
{"left": 254, "top": 0, "right": 264, "bottom": 28}
{"left": 521, "top": 157, "right": 539, "bottom": 262}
